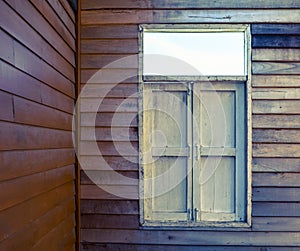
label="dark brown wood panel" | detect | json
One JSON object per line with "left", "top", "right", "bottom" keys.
{"left": 0, "top": 90, "right": 14, "bottom": 122}
{"left": 252, "top": 24, "right": 300, "bottom": 34}
{"left": 253, "top": 35, "right": 300, "bottom": 48}
{"left": 81, "top": 25, "right": 138, "bottom": 39}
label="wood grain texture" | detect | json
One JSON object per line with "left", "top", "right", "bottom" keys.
{"left": 253, "top": 129, "right": 300, "bottom": 143}
{"left": 252, "top": 49, "right": 300, "bottom": 62}
{"left": 252, "top": 62, "right": 300, "bottom": 74}
{"left": 81, "top": 200, "right": 138, "bottom": 214}
{"left": 252, "top": 217, "right": 300, "bottom": 231}
{"left": 253, "top": 173, "right": 300, "bottom": 187}
{"left": 252, "top": 24, "right": 300, "bottom": 34}
{"left": 253, "top": 115, "right": 300, "bottom": 129}
{"left": 0, "top": 1, "right": 76, "bottom": 248}
{"left": 253, "top": 35, "right": 300, "bottom": 48}
{"left": 252, "top": 158, "right": 300, "bottom": 172}
{"left": 81, "top": 229, "right": 300, "bottom": 245}
{"left": 81, "top": 25, "right": 138, "bottom": 39}
{"left": 253, "top": 100, "right": 300, "bottom": 114}
{"left": 252, "top": 75, "right": 300, "bottom": 87}
{"left": 253, "top": 144, "right": 300, "bottom": 157}
{"left": 252, "top": 88, "right": 300, "bottom": 99}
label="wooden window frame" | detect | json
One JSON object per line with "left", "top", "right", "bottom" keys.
{"left": 138, "top": 24, "right": 252, "bottom": 229}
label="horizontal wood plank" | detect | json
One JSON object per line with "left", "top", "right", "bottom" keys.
{"left": 81, "top": 25, "right": 138, "bottom": 39}
{"left": 0, "top": 181, "right": 74, "bottom": 242}
{"left": 81, "top": 214, "right": 138, "bottom": 229}
{"left": 0, "top": 91, "right": 14, "bottom": 122}
{"left": 81, "top": 229, "right": 300, "bottom": 245}
{"left": 0, "top": 122, "right": 73, "bottom": 151}
{"left": 79, "top": 156, "right": 138, "bottom": 171}
{"left": 252, "top": 115, "right": 300, "bottom": 129}
{"left": 81, "top": 200, "right": 138, "bottom": 215}
{"left": 253, "top": 202, "right": 300, "bottom": 216}
{"left": 80, "top": 98, "right": 138, "bottom": 113}
{"left": 80, "top": 83, "right": 138, "bottom": 98}
{"left": 81, "top": 39, "right": 138, "bottom": 54}
{"left": 81, "top": 127, "right": 138, "bottom": 141}
{"left": 252, "top": 75, "right": 300, "bottom": 88}
{"left": 253, "top": 173, "right": 300, "bottom": 187}
{"left": 81, "top": 10, "right": 300, "bottom": 24}
{"left": 81, "top": 54, "right": 138, "bottom": 69}
{"left": 81, "top": 244, "right": 300, "bottom": 251}
{"left": 253, "top": 100, "right": 300, "bottom": 114}
{"left": 252, "top": 88, "right": 300, "bottom": 100}
{"left": 0, "top": 164, "right": 74, "bottom": 211}
{"left": 81, "top": 170, "right": 138, "bottom": 185}
{"left": 252, "top": 217, "right": 300, "bottom": 231}
{"left": 252, "top": 24, "right": 300, "bottom": 35}
{"left": 253, "top": 188, "right": 300, "bottom": 202}
{"left": 81, "top": 112, "right": 138, "bottom": 127}
{"left": 253, "top": 144, "right": 300, "bottom": 157}
{"left": 79, "top": 141, "right": 138, "bottom": 156}
{"left": 81, "top": 69, "right": 138, "bottom": 84}
{"left": 253, "top": 129, "right": 300, "bottom": 143}
{"left": 81, "top": 184, "right": 138, "bottom": 200}
{"left": 252, "top": 49, "right": 300, "bottom": 62}
{"left": 13, "top": 96, "right": 72, "bottom": 130}
{"left": 253, "top": 35, "right": 300, "bottom": 48}
{"left": 252, "top": 158, "right": 300, "bottom": 172}
{"left": 0, "top": 148, "right": 74, "bottom": 182}
{"left": 252, "top": 62, "right": 300, "bottom": 75}
{"left": 47, "top": 0, "right": 76, "bottom": 37}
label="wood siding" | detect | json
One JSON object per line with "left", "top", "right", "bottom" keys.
{"left": 0, "top": 0, "right": 76, "bottom": 250}
{"left": 79, "top": 1, "right": 300, "bottom": 249}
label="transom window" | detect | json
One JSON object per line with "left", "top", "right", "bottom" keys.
{"left": 139, "top": 24, "right": 251, "bottom": 227}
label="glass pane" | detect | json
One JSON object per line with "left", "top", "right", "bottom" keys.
{"left": 143, "top": 32, "right": 245, "bottom": 76}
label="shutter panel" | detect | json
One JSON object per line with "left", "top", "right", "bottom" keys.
{"left": 193, "top": 82, "right": 246, "bottom": 222}
{"left": 143, "top": 83, "right": 192, "bottom": 222}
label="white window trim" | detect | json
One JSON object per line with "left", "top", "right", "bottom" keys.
{"left": 138, "top": 24, "right": 252, "bottom": 229}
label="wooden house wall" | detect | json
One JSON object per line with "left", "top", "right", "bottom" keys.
{"left": 0, "top": 0, "right": 77, "bottom": 250}
{"left": 79, "top": 1, "right": 300, "bottom": 250}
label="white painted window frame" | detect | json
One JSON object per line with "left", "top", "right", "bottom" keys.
{"left": 138, "top": 24, "right": 252, "bottom": 229}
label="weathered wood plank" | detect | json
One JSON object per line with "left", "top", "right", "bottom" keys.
{"left": 81, "top": 69, "right": 138, "bottom": 84}
{"left": 81, "top": 39, "right": 138, "bottom": 54}
{"left": 81, "top": 127, "right": 138, "bottom": 141}
{"left": 252, "top": 158, "right": 300, "bottom": 172}
{"left": 252, "top": 217, "right": 300, "bottom": 231}
{"left": 7, "top": 0, "right": 75, "bottom": 64}
{"left": 252, "top": 115, "right": 300, "bottom": 129}
{"left": 253, "top": 35, "right": 300, "bottom": 48}
{"left": 253, "top": 202, "right": 300, "bottom": 216}
{"left": 81, "top": 229, "right": 300, "bottom": 245}
{"left": 81, "top": 170, "right": 138, "bottom": 185}
{"left": 0, "top": 29, "right": 14, "bottom": 64}
{"left": 13, "top": 41, "right": 75, "bottom": 98}
{"left": 58, "top": 0, "right": 76, "bottom": 22}
{"left": 0, "top": 181, "right": 74, "bottom": 242}
{"left": 79, "top": 141, "right": 138, "bottom": 156}
{"left": 80, "top": 98, "right": 138, "bottom": 113}
{"left": 253, "top": 129, "right": 300, "bottom": 143}
{"left": 253, "top": 188, "right": 300, "bottom": 202}
{"left": 252, "top": 62, "right": 300, "bottom": 75}
{"left": 29, "top": 0, "right": 75, "bottom": 51}
{"left": 253, "top": 100, "right": 300, "bottom": 114}
{"left": 0, "top": 148, "right": 75, "bottom": 182}
{"left": 253, "top": 144, "right": 300, "bottom": 157}
{"left": 13, "top": 96, "right": 72, "bottom": 130}
{"left": 0, "top": 91, "right": 14, "bottom": 122}
{"left": 0, "top": 122, "right": 73, "bottom": 150}
{"left": 80, "top": 83, "right": 138, "bottom": 98}
{"left": 0, "top": 164, "right": 74, "bottom": 211}
{"left": 253, "top": 173, "right": 300, "bottom": 187}
{"left": 81, "top": 10, "right": 300, "bottom": 24}
{"left": 81, "top": 200, "right": 138, "bottom": 214}
{"left": 81, "top": 25, "right": 138, "bottom": 39}
{"left": 0, "top": 61, "right": 41, "bottom": 102}
{"left": 79, "top": 156, "right": 138, "bottom": 171}
{"left": 81, "top": 214, "right": 139, "bottom": 229}
{"left": 252, "top": 88, "right": 300, "bottom": 100}
{"left": 252, "top": 75, "right": 300, "bottom": 88}
{"left": 80, "top": 112, "right": 138, "bottom": 127}
{"left": 81, "top": 54, "right": 138, "bottom": 69}
{"left": 81, "top": 0, "right": 151, "bottom": 9}
{"left": 252, "top": 49, "right": 300, "bottom": 62}
{"left": 81, "top": 244, "right": 300, "bottom": 251}
{"left": 47, "top": 0, "right": 76, "bottom": 37}
{"left": 252, "top": 24, "right": 300, "bottom": 35}
{"left": 0, "top": 198, "right": 75, "bottom": 251}
{"left": 81, "top": 184, "right": 138, "bottom": 200}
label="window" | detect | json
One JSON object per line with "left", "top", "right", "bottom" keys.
{"left": 139, "top": 25, "right": 251, "bottom": 227}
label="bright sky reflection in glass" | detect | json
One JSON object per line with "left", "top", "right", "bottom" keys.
{"left": 143, "top": 32, "right": 246, "bottom": 76}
